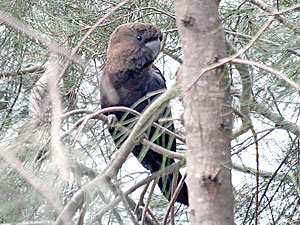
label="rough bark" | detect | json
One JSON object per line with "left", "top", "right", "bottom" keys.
{"left": 173, "top": 1, "right": 234, "bottom": 224}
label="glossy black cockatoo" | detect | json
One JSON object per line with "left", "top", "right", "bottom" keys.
{"left": 100, "top": 22, "right": 188, "bottom": 206}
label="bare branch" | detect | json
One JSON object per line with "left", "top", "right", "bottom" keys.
{"left": 141, "top": 180, "right": 157, "bottom": 225}
{"left": 140, "top": 7, "right": 175, "bottom": 19}
{"left": 231, "top": 58, "right": 300, "bottom": 91}
{"left": 252, "top": 101, "right": 300, "bottom": 137}
{"left": 55, "top": 79, "right": 183, "bottom": 224}
{"left": 162, "top": 172, "right": 187, "bottom": 225}
{"left": 227, "top": 41, "right": 253, "bottom": 139}
{"left": 90, "top": 162, "right": 184, "bottom": 223}
{"left": 56, "top": 160, "right": 184, "bottom": 225}
{"left": 259, "top": 3, "right": 300, "bottom": 16}
{"left": 225, "top": 29, "right": 300, "bottom": 57}
{"left": 249, "top": 0, "right": 300, "bottom": 31}
{"left": 61, "top": 106, "right": 185, "bottom": 160}
{"left": 232, "top": 163, "right": 280, "bottom": 180}
{"left": 115, "top": 186, "right": 140, "bottom": 225}
{"left": 47, "top": 53, "right": 70, "bottom": 181}
{"left": 184, "top": 16, "right": 274, "bottom": 93}
{"left": 142, "top": 139, "right": 184, "bottom": 160}
{"left": 0, "top": 63, "right": 45, "bottom": 77}
{"left": 100, "top": 0, "right": 132, "bottom": 9}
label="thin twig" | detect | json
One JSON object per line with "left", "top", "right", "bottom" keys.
{"left": 61, "top": 107, "right": 185, "bottom": 160}
{"left": 225, "top": 29, "right": 300, "bottom": 57}
{"left": 184, "top": 16, "right": 274, "bottom": 94}
{"left": 115, "top": 183, "right": 139, "bottom": 225}
{"left": 0, "top": 72, "right": 22, "bottom": 131}
{"left": 100, "top": 0, "right": 132, "bottom": 9}
{"left": 0, "top": 11, "right": 84, "bottom": 66}
{"left": 162, "top": 172, "right": 187, "bottom": 225}
{"left": 250, "top": 0, "right": 299, "bottom": 30}
{"left": 227, "top": 41, "right": 253, "bottom": 139}
{"left": 134, "top": 181, "right": 151, "bottom": 214}
{"left": 57, "top": 0, "right": 131, "bottom": 82}
{"left": 62, "top": 106, "right": 184, "bottom": 144}
{"left": 259, "top": 3, "right": 300, "bottom": 16}
{"left": 141, "top": 180, "right": 157, "bottom": 225}
{"left": 140, "top": 7, "right": 175, "bottom": 19}
{"left": 170, "top": 169, "right": 178, "bottom": 225}
{"left": 231, "top": 58, "right": 300, "bottom": 91}
{"left": 232, "top": 163, "right": 279, "bottom": 179}
{"left": 252, "top": 101, "right": 300, "bottom": 137}
{"left": 250, "top": 127, "right": 259, "bottom": 225}
{"left": 144, "top": 209, "right": 161, "bottom": 225}
{"left": 248, "top": 139, "right": 296, "bottom": 224}
{"left": 62, "top": 12, "right": 134, "bottom": 43}
{"left": 90, "top": 162, "right": 183, "bottom": 224}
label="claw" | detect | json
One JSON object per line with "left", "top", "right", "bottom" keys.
{"left": 107, "top": 114, "right": 118, "bottom": 127}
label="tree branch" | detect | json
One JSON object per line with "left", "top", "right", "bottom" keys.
{"left": 225, "top": 29, "right": 300, "bottom": 57}
{"left": 250, "top": 0, "right": 300, "bottom": 31}
{"left": 258, "top": 3, "right": 300, "bottom": 16}
{"left": 47, "top": 53, "right": 70, "bottom": 182}
{"left": 231, "top": 58, "right": 300, "bottom": 91}
{"left": 227, "top": 41, "right": 253, "bottom": 139}
{"left": 232, "top": 163, "right": 280, "bottom": 180}
{"left": 0, "top": 11, "right": 84, "bottom": 66}
{"left": 55, "top": 86, "right": 183, "bottom": 224}
{"left": 61, "top": 106, "right": 185, "bottom": 160}
{"left": 57, "top": 0, "right": 131, "bottom": 82}
{"left": 0, "top": 63, "right": 45, "bottom": 77}
{"left": 90, "top": 162, "right": 184, "bottom": 224}
{"left": 184, "top": 16, "right": 274, "bottom": 93}
{"left": 252, "top": 101, "right": 300, "bottom": 137}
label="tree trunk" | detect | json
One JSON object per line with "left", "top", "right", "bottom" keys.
{"left": 173, "top": 1, "right": 234, "bottom": 224}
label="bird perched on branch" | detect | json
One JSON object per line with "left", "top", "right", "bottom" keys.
{"left": 100, "top": 22, "right": 188, "bottom": 206}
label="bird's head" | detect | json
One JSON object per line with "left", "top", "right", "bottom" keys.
{"left": 107, "top": 23, "right": 163, "bottom": 71}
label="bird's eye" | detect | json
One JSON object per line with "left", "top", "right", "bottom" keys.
{"left": 136, "top": 35, "right": 142, "bottom": 41}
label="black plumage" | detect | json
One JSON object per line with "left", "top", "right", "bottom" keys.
{"left": 100, "top": 23, "right": 188, "bottom": 206}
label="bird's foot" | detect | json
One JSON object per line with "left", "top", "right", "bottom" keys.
{"left": 107, "top": 114, "right": 118, "bottom": 127}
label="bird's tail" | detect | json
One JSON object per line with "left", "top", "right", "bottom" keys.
{"left": 157, "top": 171, "right": 189, "bottom": 206}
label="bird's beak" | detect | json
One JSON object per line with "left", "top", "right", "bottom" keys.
{"left": 145, "top": 39, "right": 161, "bottom": 58}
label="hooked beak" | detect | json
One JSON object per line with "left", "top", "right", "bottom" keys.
{"left": 145, "top": 39, "right": 161, "bottom": 58}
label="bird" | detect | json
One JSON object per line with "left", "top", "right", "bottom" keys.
{"left": 100, "top": 22, "right": 188, "bottom": 206}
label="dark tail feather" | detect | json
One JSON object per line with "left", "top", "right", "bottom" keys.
{"left": 157, "top": 172, "right": 189, "bottom": 206}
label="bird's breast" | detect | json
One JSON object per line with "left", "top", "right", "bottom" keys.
{"left": 117, "top": 86, "right": 147, "bottom": 108}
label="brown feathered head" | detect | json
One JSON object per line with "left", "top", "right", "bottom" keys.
{"left": 106, "top": 23, "right": 163, "bottom": 71}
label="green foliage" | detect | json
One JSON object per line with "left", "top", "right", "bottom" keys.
{"left": 0, "top": 0, "right": 182, "bottom": 224}
{"left": 1, "top": 0, "right": 300, "bottom": 224}
{"left": 221, "top": 1, "right": 300, "bottom": 224}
